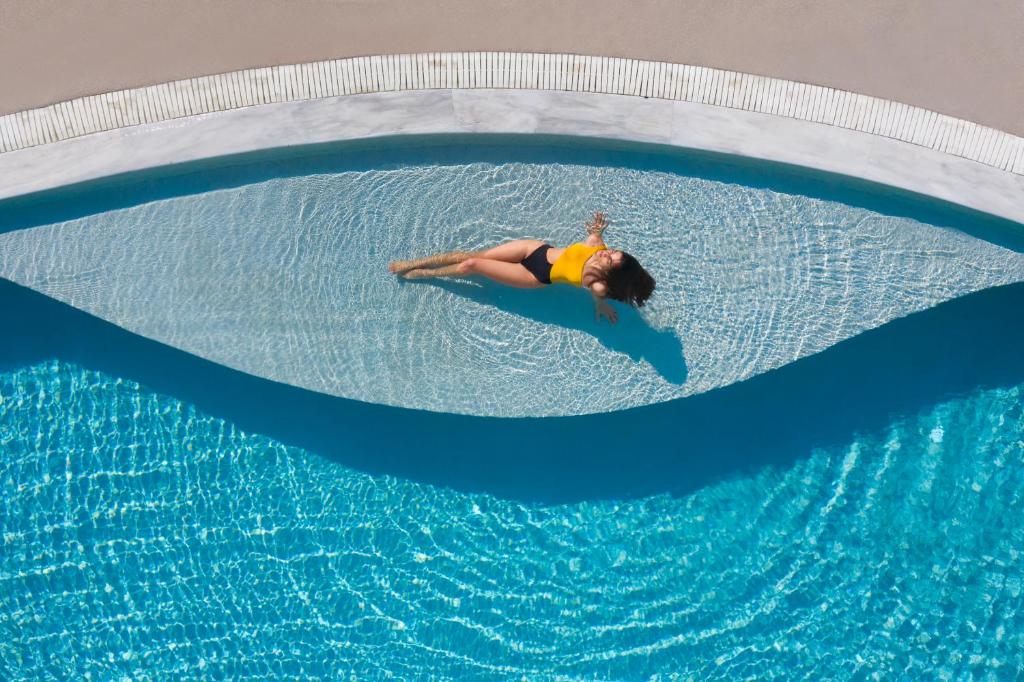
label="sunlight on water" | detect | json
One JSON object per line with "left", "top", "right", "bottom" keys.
{"left": 2, "top": 361, "right": 1022, "bottom": 679}
{"left": 2, "top": 143, "right": 1022, "bottom": 416}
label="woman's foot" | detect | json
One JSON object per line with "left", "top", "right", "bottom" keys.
{"left": 388, "top": 260, "right": 416, "bottom": 274}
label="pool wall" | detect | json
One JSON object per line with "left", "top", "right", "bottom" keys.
{"left": 1, "top": 53, "right": 1022, "bottom": 223}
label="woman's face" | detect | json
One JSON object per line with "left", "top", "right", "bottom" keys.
{"left": 590, "top": 249, "right": 624, "bottom": 275}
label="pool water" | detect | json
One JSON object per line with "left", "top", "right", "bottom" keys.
{"left": 2, "top": 136, "right": 1024, "bottom": 679}
{"left": 1, "top": 137, "right": 1022, "bottom": 417}
{"left": 2, "top": 358, "right": 1022, "bottom": 679}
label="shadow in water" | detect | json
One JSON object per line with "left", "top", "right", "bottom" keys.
{"left": 424, "top": 278, "right": 687, "bottom": 385}
{"left": 2, "top": 277, "right": 1023, "bottom": 504}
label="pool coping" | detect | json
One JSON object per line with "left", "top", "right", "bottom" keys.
{"left": 1, "top": 52, "right": 1022, "bottom": 223}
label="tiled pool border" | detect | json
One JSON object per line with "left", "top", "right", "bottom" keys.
{"left": 2, "top": 52, "right": 1021, "bottom": 172}
{"left": 0, "top": 52, "right": 1021, "bottom": 223}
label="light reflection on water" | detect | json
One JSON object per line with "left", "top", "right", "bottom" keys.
{"left": 1, "top": 139, "right": 1022, "bottom": 417}
{"left": 2, "top": 360, "right": 1022, "bottom": 679}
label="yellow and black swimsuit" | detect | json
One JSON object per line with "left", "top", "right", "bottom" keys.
{"left": 521, "top": 242, "right": 606, "bottom": 286}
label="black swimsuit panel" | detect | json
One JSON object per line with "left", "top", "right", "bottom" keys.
{"left": 521, "top": 244, "right": 553, "bottom": 284}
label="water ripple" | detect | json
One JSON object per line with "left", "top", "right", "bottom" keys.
{"left": 1, "top": 144, "right": 1022, "bottom": 416}
{"left": 2, "top": 361, "right": 1023, "bottom": 678}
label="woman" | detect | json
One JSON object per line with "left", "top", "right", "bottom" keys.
{"left": 388, "top": 212, "right": 655, "bottom": 324}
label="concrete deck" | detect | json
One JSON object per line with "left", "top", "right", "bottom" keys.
{"left": 1, "top": 0, "right": 1022, "bottom": 136}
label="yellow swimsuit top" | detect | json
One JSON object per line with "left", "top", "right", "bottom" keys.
{"left": 549, "top": 243, "right": 606, "bottom": 286}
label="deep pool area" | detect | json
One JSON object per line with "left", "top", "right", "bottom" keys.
{"left": 2, "top": 136, "right": 1024, "bottom": 679}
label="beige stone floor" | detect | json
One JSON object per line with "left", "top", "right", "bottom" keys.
{"left": 1, "top": 0, "right": 1021, "bottom": 135}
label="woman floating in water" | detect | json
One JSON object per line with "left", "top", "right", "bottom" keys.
{"left": 388, "top": 212, "right": 655, "bottom": 324}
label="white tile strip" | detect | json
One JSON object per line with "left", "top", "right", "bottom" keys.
{"left": 0, "top": 51, "right": 1020, "bottom": 177}
{"left": 2, "top": 89, "right": 1021, "bottom": 225}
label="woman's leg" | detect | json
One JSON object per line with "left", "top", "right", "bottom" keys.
{"left": 403, "top": 257, "right": 544, "bottom": 288}
{"left": 389, "top": 240, "right": 545, "bottom": 274}
{"left": 476, "top": 239, "right": 546, "bottom": 262}
{"left": 388, "top": 250, "right": 476, "bottom": 274}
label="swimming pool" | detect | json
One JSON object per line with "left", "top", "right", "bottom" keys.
{"left": 2, "top": 137, "right": 1022, "bottom": 417}
{"left": 2, "top": 136, "right": 1023, "bottom": 678}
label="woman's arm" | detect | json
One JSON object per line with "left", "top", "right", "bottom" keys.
{"left": 585, "top": 212, "right": 615, "bottom": 322}
{"left": 590, "top": 282, "right": 618, "bottom": 324}
{"left": 584, "top": 211, "right": 608, "bottom": 247}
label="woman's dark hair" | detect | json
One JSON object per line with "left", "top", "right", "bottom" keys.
{"left": 604, "top": 252, "right": 655, "bottom": 307}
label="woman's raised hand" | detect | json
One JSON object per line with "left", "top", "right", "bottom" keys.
{"left": 586, "top": 211, "right": 609, "bottom": 235}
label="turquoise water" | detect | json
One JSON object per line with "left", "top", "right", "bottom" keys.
{"left": 2, "top": 136, "right": 1024, "bottom": 678}
{"left": 2, "top": 358, "right": 1023, "bottom": 679}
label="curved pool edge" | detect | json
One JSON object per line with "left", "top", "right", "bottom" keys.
{"left": 0, "top": 53, "right": 1021, "bottom": 225}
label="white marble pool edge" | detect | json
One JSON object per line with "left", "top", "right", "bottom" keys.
{"left": 3, "top": 52, "right": 1022, "bottom": 171}
{"left": 1, "top": 52, "right": 1022, "bottom": 223}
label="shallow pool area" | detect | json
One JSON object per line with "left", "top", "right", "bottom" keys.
{"left": 2, "top": 136, "right": 1024, "bottom": 679}
{"left": 1, "top": 137, "right": 1022, "bottom": 417}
